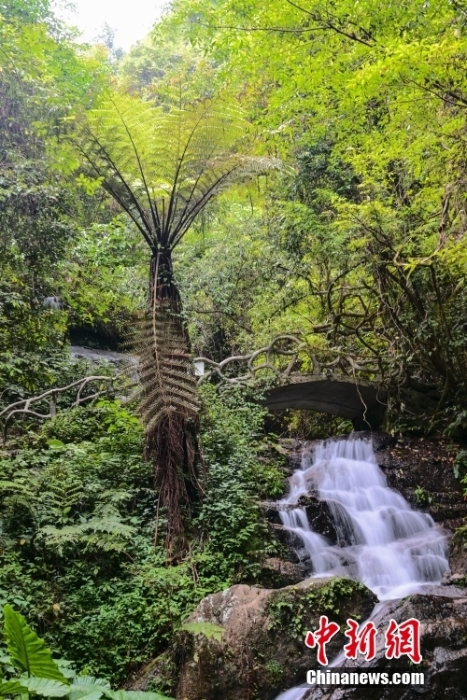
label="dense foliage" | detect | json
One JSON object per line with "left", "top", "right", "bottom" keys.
{"left": 164, "top": 0, "right": 467, "bottom": 434}
{"left": 0, "top": 389, "right": 283, "bottom": 685}
{"left": 0, "top": 603, "right": 172, "bottom": 699}
{"left": 1, "top": 0, "right": 467, "bottom": 691}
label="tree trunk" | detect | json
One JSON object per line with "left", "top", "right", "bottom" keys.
{"left": 138, "top": 248, "right": 203, "bottom": 554}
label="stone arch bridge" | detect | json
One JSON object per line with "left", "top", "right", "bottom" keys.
{"left": 194, "top": 334, "right": 387, "bottom": 430}
{"left": 0, "top": 337, "right": 386, "bottom": 439}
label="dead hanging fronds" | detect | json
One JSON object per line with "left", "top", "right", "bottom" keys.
{"left": 130, "top": 296, "right": 203, "bottom": 550}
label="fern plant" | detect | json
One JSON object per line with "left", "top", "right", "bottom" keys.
{"left": 74, "top": 93, "right": 282, "bottom": 550}
{"left": 0, "top": 604, "right": 173, "bottom": 700}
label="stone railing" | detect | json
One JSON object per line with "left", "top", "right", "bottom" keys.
{"left": 193, "top": 334, "right": 377, "bottom": 386}
{"left": 0, "top": 376, "right": 115, "bottom": 441}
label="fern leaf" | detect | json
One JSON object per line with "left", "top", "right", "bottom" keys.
{"left": 79, "top": 94, "right": 284, "bottom": 253}
{"left": 132, "top": 300, "right": 199, "bottom": 429}
{"left": 39, "top": 516, "right": 136, "bottom": 549}
{"left": 3, "top": 606, "right": 68, "bottom": 683}
{"left": 179, "top": 621, "right": 225, "bottom": 642}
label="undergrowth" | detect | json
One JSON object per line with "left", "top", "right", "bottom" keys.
{"left": 0, "top": 385, "right": 284, "bottom": 684}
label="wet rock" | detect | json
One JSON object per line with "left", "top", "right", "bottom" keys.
{"left": 301, "top": 587, "right": 467, "bottom": 700}
{"left": 447, "top": 529, "right": 467, "bottom": 582}
{"left": 375, "top": 436, "right": 460, "bottom": 501}
{"left": 303, "top": 500, "right": 338, "bottom": 544}
{"left": 442, "top": 571, "right": 467, "bottom": 586}
{"left": 170, "top": 577, "right": 376, "bottom": 700}
{"left": 264, "top": 498, "right": 337, "bottom": 547}
{"left": 257, "top": 558, "right": 304, "bottom": 588}
{"left": 372, "top": 434, "right": 467, "bottom": 579}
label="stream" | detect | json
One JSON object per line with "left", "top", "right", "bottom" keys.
{"left": 274, "top": 436, "right": 450, "bottom": 700}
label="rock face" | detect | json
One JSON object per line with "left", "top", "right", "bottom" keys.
{"left": 173, "top": 578, "right": 376, "bottom": 700}
{"left": 263, "top": 498, "right": 338, "bottom": 573}
{"left": 372, "top": 433, "right": 467, "bottom": 580}
{"left": 374, "top": 434, "right": 467, "bottom": 528}
{"left": 131, "top": 433, "right": 467, "bottom": 700}
{"left": 257, "top": 558, "right": 304, "bottom": 588}
{"left": 302, "top": 586, "right": 467, "bottom": 700}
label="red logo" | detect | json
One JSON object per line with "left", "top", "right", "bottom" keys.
{"left": 343, "top": 619, "right": 377, "bottom": 661}
{"left": 385, "top": 618, "right": 422, "bottom": 664}
{"left": 305, "top": 615, "right": 340, "bottom": 666}
{"left": 304, "top": 617, "right": 422, "bottom": 665}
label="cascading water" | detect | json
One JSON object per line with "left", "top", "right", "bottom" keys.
{"left": 274, "top": 436, "right": 449, "bottom": 700}
{"left": 279, "top": 436, "right": 448, "bottom": 600}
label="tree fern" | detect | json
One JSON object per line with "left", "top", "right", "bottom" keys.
{"left": 74, "top": 93, "right": 283, "bottom": 550}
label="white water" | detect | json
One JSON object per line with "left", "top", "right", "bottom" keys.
{"left": 274, "top": 436, "right": 449, "bottom": 700}
{"left": 279, "top": 436, "right": 448, "bottom": 601}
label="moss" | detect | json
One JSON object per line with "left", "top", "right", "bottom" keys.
{"left": 265, "top": 577, "right": 370, "bottom": 640}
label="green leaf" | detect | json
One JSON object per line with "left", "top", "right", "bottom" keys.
{"left": 69, "top": 691, "right": 103, "bottom": 700}
{"left": 179, "top": 621, "right": 225, "bottom": 642}
{"left": 46, "top": 439, "right": 65, "bottom": 449}
{"left": 22, "top": 677, "right": 70, "bottom": 697}
{"left": 3, "top": 606, "right": 68, "bottom": 683}
{"left": 0, "top": 680, "right": 28, "bottom": 695}
{"left": 104, "top": 691, "right": 175, "bottom": 700}
{"left": 69, "top": 676, "right": 110, "bottom": 700}
{"left": 71, "top": 677, "right": 110, "bottom": 690}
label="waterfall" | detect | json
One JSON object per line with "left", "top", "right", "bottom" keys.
{"left": 274, "top": 436, "right": 449, "bottom": 700}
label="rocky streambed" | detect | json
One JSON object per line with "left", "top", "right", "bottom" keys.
{"left": 132, "top": 433, "right": 467, "bottom": 700}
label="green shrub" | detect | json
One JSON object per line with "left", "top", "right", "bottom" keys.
{"left": 0, "top": 387, "right": 283, "bottom": 684}
{"left": 0, "top": 604, "right": 173, "bottom": 699}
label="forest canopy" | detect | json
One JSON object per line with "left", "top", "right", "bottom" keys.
{"left": 1, "top": 0, "right": 467, "bottom": 694}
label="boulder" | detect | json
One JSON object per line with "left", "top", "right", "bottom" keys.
{"left": 301, "top": 586, "right": 467, "bottom": 700}
{"left": 257, "top": 558, "right": 304, "bottom": 588}
{"left": 172, "top": 577, "right": 376, "bottom": 700}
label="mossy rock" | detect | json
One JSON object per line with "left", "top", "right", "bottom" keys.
{"left": 170, "top": 577, "right": 376, "bottom": 700}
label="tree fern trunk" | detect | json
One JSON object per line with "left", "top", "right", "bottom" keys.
{"left": 138, "top": 250, "right": 202, "bottom": 554}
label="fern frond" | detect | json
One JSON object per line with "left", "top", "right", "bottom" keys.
{"left": 39, "top": 515, "right": 136, "bottom": 553}
{"left": 131, "top": 300, "right": 200, "bottom": 430}
{"left": 78, "top": 95, "right": 283, "bottom": 251}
